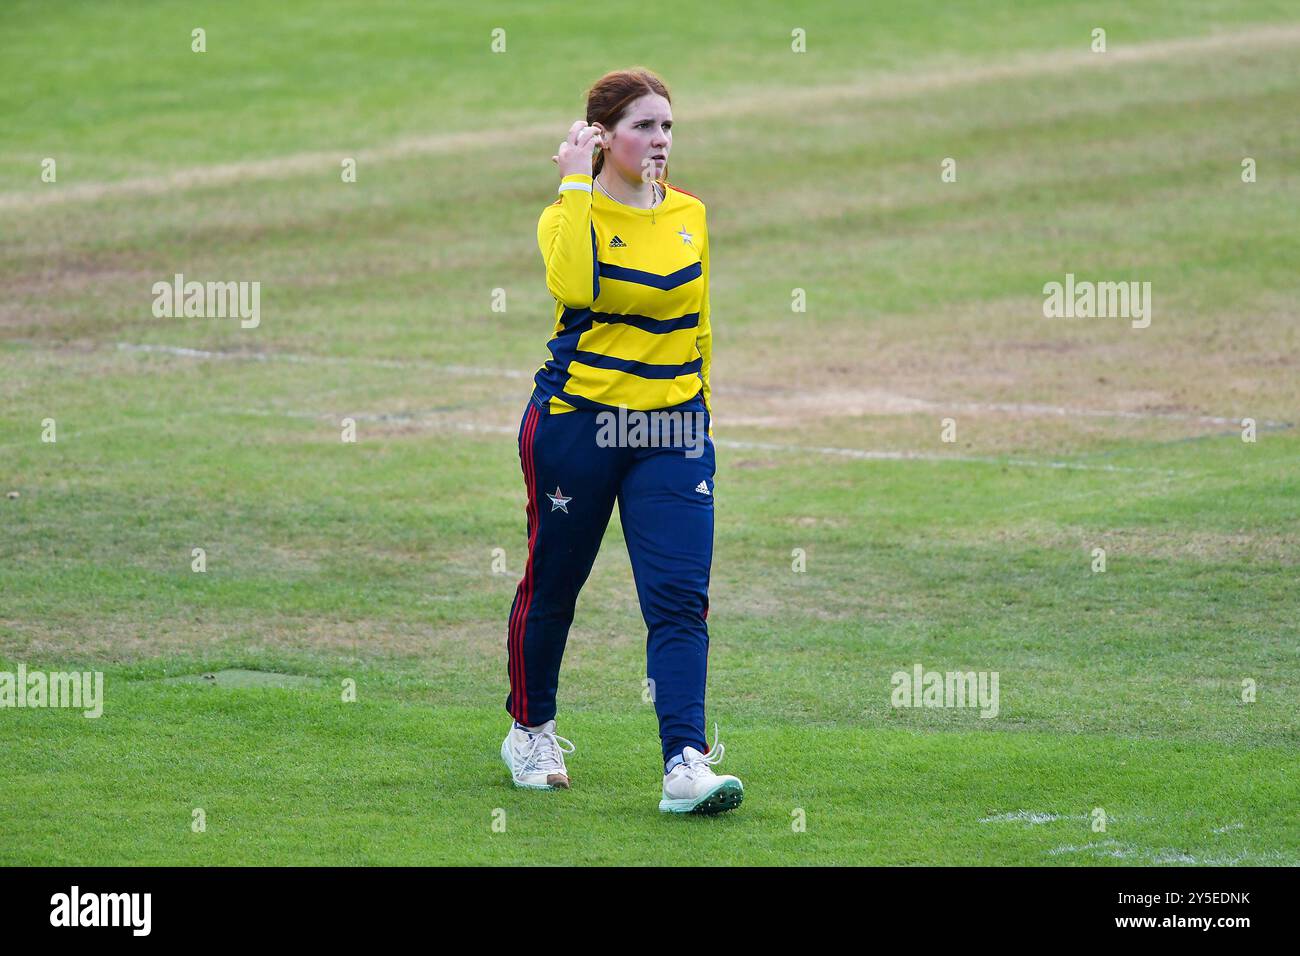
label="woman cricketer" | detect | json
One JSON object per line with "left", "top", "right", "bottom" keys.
{"left": 499, "top": 69, "right": 742, "bottom": 814}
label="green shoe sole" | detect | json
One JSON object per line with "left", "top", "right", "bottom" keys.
{"left": 659, "top": 779, "right": 744, "bottom": 814}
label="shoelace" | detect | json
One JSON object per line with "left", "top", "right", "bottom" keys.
{"left": 680, "top": 723, "right": 726, "bottom": 779}
{"left": 519, "top": 728, "right": 575, "bottom": 775}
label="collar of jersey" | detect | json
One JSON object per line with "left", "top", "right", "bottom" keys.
{"left": 592, "top": 179, "right": 673, "bottom": 215}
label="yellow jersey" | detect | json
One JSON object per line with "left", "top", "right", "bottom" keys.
{"left": 533, "top": 173, "right": 712, "bottom": 429}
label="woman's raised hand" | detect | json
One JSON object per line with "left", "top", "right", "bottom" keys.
{"left": 552, "top": 120, "right": 605, "bottom": 179}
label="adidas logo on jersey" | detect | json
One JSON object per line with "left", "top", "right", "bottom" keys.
{"left": 609, "top": 235, "right": 627, "bottom": 248}
{"left": 695, "top": 480, "right": 711, "bottom": 496}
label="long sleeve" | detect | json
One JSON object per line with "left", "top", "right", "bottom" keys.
{"left": 537, "top": 173, "right": 598, "bottom": 308}
{"left": 696, "top": 214, "right": 713, "bottom": 438}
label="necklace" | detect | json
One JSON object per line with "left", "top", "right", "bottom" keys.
{"left": 595, "top": 175, "right": 662, "bottom": 222}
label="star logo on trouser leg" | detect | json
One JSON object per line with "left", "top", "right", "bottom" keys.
{"left": 546, "top": 487, "right": 572, "bottom": 513}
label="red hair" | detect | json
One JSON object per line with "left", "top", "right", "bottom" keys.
{"left": 585, "top": 68, "right": 672, "bottom": 180}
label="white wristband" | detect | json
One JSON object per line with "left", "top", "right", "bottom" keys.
{"left": 558, "top": 180, "right": 593, "bottom": 194}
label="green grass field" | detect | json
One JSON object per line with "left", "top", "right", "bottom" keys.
{"left": 1, "top": 0, "right": 1297, "bottom": 865}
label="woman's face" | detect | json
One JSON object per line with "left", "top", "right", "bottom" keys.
{"left": 599, "top": 93, "right": 672, "bottom": 182}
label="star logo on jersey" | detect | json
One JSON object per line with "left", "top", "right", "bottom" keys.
{"left": 676, "top": 225, "right": 695, "bottom": 247}
{"left": 546, "top": 487, "right": 572, "bottom": 513}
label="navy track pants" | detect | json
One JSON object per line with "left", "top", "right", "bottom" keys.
{"left": 505, "top": 388, "right": 715, "bottom": 764}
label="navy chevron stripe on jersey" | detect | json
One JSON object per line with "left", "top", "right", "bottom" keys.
{"left": 572, "top": 350, "right": 704, "bottom": 380}
{"left": 592, "top": 311, "right": 701, "bottom": 334}
{"left": 544, "top": 311, "right": 594, "bottom": 368}
{"left": 559, "top": 306, "right": 699, "bottom": 335}
{"left": 599, "top": 261, "right": 702, "bottom": 291}
{"left": 557, "top": 305, "right": 594, "bottom": 330}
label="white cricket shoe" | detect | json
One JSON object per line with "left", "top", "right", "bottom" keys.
{"left": 501, "top": 719, "right": 575, "bottom": 790}
{"left": 659, "top": 727, "right": 743, "bottom": 814}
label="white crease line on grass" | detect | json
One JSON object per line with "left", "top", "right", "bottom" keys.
{"left": 110, "top": 343, "right": 1290, "bottom": 430}
{"left": 1048, "top": 841, "right": 1200, "bottom": 864}
{"left": 992, "top": 450, "right": 1300, "bottom": 515}
{"left": 115, "top": 341, "right": 528, "bottom": 378}
{"left": 214, "top": 407, "right": 1187, "bottom": 474}
{"left": 217, "top": 406, "right": 518, "bottom": 434}
{"left": 1052, "top": 842, "right": 1292, "bottom": 865}
{"left": 4, "top": 24, "right": 1299, "bottom": 211}
{"left": 979, "top": 811, "right": 1077, "bottom": 825}
{"left": 719, "top": 437, "right": 1182, "bottom": 474}
{"left": 894, "top": 397, "right": 1288, "bottom": 429}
